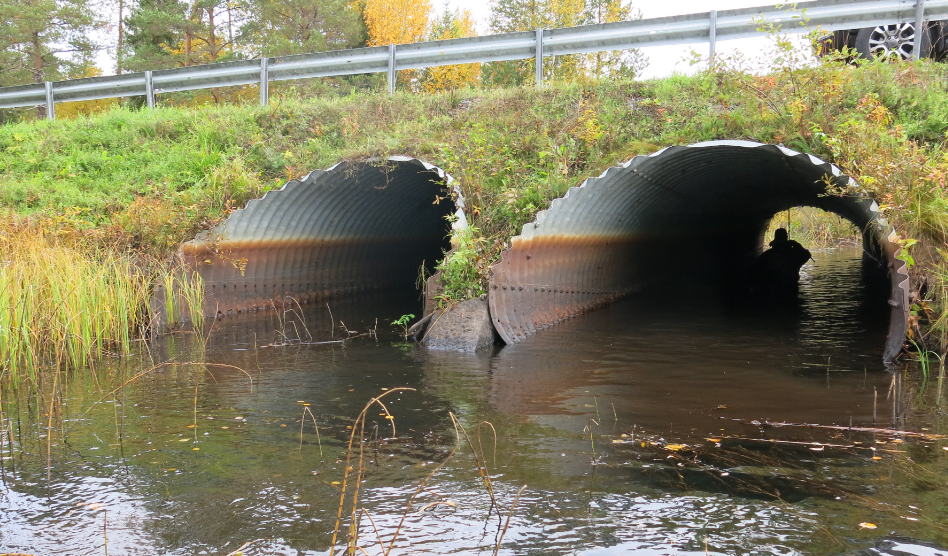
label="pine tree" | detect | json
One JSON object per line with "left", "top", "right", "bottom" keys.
{"left": 240, "top": 0, "right": 365, "bottom": 57}
{"left": 123, "top": 0, "right": 240, "bottom": 71}
{"left": 0, "top": 0, "right": 101, "bottom": 87}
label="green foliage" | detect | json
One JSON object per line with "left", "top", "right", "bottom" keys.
{"left": 437, "top": 226, "right": 488, "bottom": 302}
{"left": 240, "top": 0, "right": 366, "bottom": 57}
{"left": 3, "top": 58, "right": 948, "bottom": 338}
{"left": 391, "top": 313, "right": 414, "bottom": 339}
{"left": 0, "top": 0, "right": 101, "bottom": 86}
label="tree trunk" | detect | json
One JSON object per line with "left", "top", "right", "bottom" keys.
{"left": 32, "top": 31, "right": 45, "bottom": 118}
{"left": 117, "top": 0, "right": 125, "bottom": 73}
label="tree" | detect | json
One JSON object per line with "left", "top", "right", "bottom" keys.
{"left": 581, "top": 0, "right": 646, "bottom": 80}
{"left": 484, "top": 0, "right": 584, "bottom": 85}
{"left": 363, "top": 0, "right": 431, "bottom": 46}
{"left": 483, "top": 0, "right": 645, "bottom": 85}
{"left": 123, "top": 0, "right": 241, "bottom": 72}
{"left": 0, "top": 0, "right": 101, "bottom": 87}
{"left": 423, "top": 6, "right": 479, "bottom": 93}
{"left": 240, "top": 0, "right": 365, "bottom": 57}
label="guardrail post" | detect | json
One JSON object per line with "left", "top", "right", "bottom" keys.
{"left": 388, "top": 44, "right": 396, "bottom": 94}
{"left": 44, "top": 81, "right": 55, "bottom": 121}
{"left": 535, "top": 28, "right": 544, "bottom": 87}
{"left": 709, "top": 10, "right": 718, "bottom": 66}
{"left": 259, "top": 57, "right": 269, "bottom": 106}
{"left": 145, "top": 70, "right": 155, "bottom": 108}
{"left": 914, "top": 0, "right": 926, "bottom": 60}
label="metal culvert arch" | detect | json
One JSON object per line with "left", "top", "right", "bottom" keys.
{"left": 488, "top": 141, "right": 909, "bottom": 362}
{"left": 181, "top": 157, "right": 464, "bottom": 315}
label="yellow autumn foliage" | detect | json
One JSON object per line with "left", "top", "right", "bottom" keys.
{"left": 364, "top": 0, "right": 432, "bottom": 46}
{"left": 424, "top": 9, "right": 480, "bottom": 93}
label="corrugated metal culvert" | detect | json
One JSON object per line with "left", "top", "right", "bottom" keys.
{"left": 180, "top": 157, "right": 464, "bottom": 316}
{"left": 487, "top": 141, "right": 909, "bottom": 363}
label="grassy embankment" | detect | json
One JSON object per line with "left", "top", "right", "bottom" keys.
{"left": 3, "top": 57, "right": 948, "bottom": 379}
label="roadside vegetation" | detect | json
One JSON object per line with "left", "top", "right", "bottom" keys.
{"left": 4, "top": 48, "right": 948, "bottom": 374}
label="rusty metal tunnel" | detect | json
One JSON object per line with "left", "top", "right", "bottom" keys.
{"left": 180, "top": 157, "right": 461, "bottom": 315}
{"left": 488, "top": 141, "right": 910, "bottom": 362}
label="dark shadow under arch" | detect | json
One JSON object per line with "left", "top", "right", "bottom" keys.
{"left": 180, "top": 157, "right": 461, "bottom": 316}
{"left": 488, "top": 141, "right": 909, "bottom": 362}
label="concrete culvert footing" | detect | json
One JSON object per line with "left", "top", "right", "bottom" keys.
{"left": 180, "top": 157, "right": 464, "bottom": 316}
{"left": 488, "top": 141, "right": 909, "bottom": 363}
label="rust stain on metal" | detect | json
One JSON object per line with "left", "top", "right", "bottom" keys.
{"left": 488, "top": 141, "right": 909, "bottom": 363}
{"left": 179, "top": 158, "right": 461, "bottom": 316}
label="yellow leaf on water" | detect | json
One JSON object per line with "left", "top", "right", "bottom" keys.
{"left": 612, "top": 439, "right": 625, "bottom": 443}
{"left": 872, "top": 456, "right": 882, "bottom": 460}
{"left": 331, "top": 481, "right": 341, "bottom": 485}
{"left": 178, "top": 438, "right": 189, "bottom": 442}
{"left": 665, "top": 444, "right": 687, "bottom": 451}
{"left": 187, "top": 425, "right": 196, "bottom": 428}
{"left": 859, "top": 522, "right": 877, "bottom": 529}
{"left": 221, "top": 426, "right": 229, "bottom": 430}
{"left": 706, "top": 438, "right": 721, "bottom": 442}
{"left": 86, "top": 503, "right": 104, "bottom": 510}
{"left": 193, "top": 448, "right": 200, "bottom": 451}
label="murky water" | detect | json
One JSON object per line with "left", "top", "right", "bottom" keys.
{"left": 2, "top": 248, "right": 947, "bottom": 555}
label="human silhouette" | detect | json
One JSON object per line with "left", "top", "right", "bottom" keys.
{"left": 753, "top": 228, "right": 812, "bottom": 295}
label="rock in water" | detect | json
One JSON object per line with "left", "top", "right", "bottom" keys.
{"left": 424, "top": 296, "right": 498, "bottom": 352}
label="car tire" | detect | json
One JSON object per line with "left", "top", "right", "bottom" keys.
{"left": 855, "top": 23, "right": 932, "bottom": 60}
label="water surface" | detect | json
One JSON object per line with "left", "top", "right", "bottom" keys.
{"left": 1, "top": 248, "right": 946, "bottom": 555}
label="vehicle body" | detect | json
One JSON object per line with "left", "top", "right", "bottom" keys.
{"left": 821, "top": 21, "right": 948, "bottom": 61}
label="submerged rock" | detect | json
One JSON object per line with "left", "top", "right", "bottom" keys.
{"left": 421, "top": 296, "right": 498, "bottom": 352}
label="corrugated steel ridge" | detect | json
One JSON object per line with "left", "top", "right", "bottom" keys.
{"left": 180, "top": 157, "right": 465, "bottom": 315}
{"left": 487, "top": 140, "right": 909, "bottom": 363}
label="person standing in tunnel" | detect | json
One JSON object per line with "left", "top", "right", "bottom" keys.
{"left": 753, "top": 228, "right": 812, "bottom": 294}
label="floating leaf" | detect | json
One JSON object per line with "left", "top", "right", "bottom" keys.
{"left": 665, "top": 444, "right": 687, "bottom": 451}
{"left": 859, "top": 522, "right": 877, "bottom": 529}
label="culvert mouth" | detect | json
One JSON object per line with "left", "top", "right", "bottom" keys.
{"left": 488, "top": 141, "right": 909, "bottom": 363}
{"left": 180, "top": 157, "right": 463, "bottom": 316}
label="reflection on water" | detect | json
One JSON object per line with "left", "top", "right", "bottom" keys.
{"left": 1, "top": 249, "right": 947, "bottom": 555}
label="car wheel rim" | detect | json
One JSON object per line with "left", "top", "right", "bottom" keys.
{"left": 867, "top": 23, "right": 916, "bottom": 60}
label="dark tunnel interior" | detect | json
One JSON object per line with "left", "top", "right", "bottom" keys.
{"left": 488, "top": 141, "right": 909, "bottom": 361}
{"left": 180, "top": 158, "right": 455, "bottom": 316}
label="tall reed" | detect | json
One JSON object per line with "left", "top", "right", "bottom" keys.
{"left": 0, "top": 225, "right": 200, "bottom": 383}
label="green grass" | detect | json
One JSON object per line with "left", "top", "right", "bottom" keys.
{"left": 3, "top": 57, "right": 948, "bottom": 348}
{"left": 0, "top": 219, "right": 204, "bottom": 383}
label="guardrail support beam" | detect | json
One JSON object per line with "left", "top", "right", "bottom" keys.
{"left": 709, "top": 10, "right": 718, "bottom": 66}
{"left": 914, "top": 0, "right": 926, "bottom": 60}
{"left": 388, "top": 44, "right": 396, "bottom": 94}
{"left": 535, "top": 28, "right": 544, "bottom": 87}
{"left": 145, "top": 70, "right": 155, "bottom": 108}
{"left": 260, "top": 57, "right": 269, "bottom": 106}
{"left": 44, "top": 81, "right": 55, "bottom": 121}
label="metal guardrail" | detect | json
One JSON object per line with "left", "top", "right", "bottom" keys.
{"left": 1, "top": 0, "right": 944, "bottom": 119}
